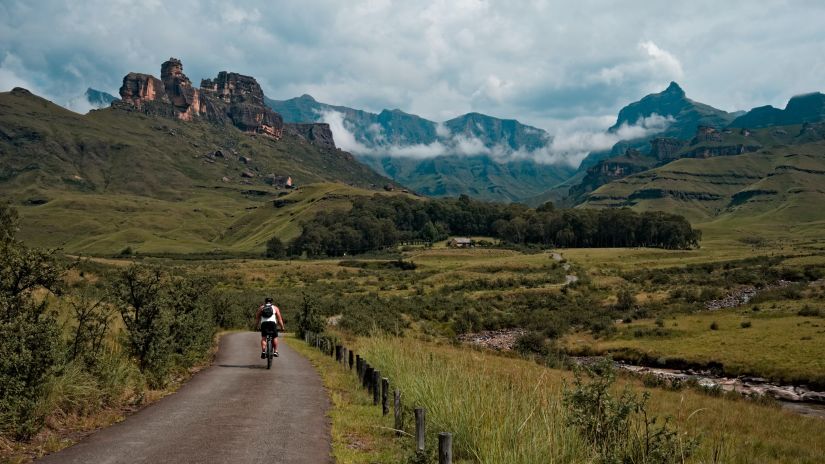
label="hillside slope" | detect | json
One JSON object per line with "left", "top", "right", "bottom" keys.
{"left": 0, "top": 88, "right": 393, "bottom": 254}
{"left": 580, "top": 123, "right": 825, "bottom": 231}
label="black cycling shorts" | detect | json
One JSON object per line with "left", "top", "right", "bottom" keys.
{"left": 261, "top": 320, "right": 279, "bottom": 338}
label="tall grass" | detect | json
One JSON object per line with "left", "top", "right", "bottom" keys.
{"left": 359, "top": 336, "right": 825, "bottom": 464}
{"left": 361, "top": 337, "right": 586, "bottom": 463}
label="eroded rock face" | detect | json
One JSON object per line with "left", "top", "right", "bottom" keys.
{"left": 117, "top": 58, "right": 283, "bottom": 138}
{"left": 160, "top": 58, "right": 201, "bottom": 120}
{"left": 285, "top": 123, "right": 336, "bottom": 149}
{"left": 119, "top": 73, "right": 167, "bottom": 108}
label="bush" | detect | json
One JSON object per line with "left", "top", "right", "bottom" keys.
{"left": 265, "top": 236, "right": 286, "bottom": 259}
{"left": 296, "top": 292, "right": 325, "bottom": 339}
{"left": 798, "top": 305, "right": 822, "bottom": 317}
{"left": 740, "top": 321, "right": 752, "bottom": 328}
{"left": 710, "top": 321, "right": 719, "bottom": 331}
{"left": 563, "top": 358, "right": 698, "bottom": 463}
{"left": 109, "top": 265, "right": 173, "bottom": 387}
{"left": 514, "top": 331, "right": 549, "bottom": 356}
{"left": 0, "top": 203, "right": 62, "bottom": 439}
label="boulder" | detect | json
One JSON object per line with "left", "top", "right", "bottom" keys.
{"left": 241, "top": 170, "right": 256, "bottom": 178}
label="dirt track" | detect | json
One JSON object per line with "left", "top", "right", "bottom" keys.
{"left": 37, "top": 332, "right": 331, "bottom": 464}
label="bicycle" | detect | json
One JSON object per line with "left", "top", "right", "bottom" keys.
{"left": 264, "top": 332, "right": 274, "bottom": 369}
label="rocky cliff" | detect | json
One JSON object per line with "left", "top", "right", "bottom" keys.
{"left": 116, "top": 58, "right": 284, "bottom": 138}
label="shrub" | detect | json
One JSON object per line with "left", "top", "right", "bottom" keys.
{"left": 798, "top": 305, "right": 822, "bottom": 317}
{"left": 710, "top": 321, "right": 719, "bottom": 330}
{"left": 265, "top": 236, "right": 286, "bottom": 259}
{"left": 0, "top": 203, "right": 62, "bottom": 439}
{"left": 563, "top": 358, "right": 698, "bottom": 463}
{"left": 514, "top": 331, "right": 549, "bottom": 356}
{"left": 108, "top": 265, "right": 173, "bottom": 387}
{"left": 740, "top": 321, "right": 752, "bottom": 329}
{"left": 296, "top": 292, "right": 325, "bottom": 339}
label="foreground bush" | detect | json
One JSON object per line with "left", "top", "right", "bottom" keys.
{"left": 0, "top": 203, "right": 61, "bottom": 439}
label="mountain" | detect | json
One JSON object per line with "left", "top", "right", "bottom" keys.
{"left": 0, "top": 59, "right": 394, "bottom": 254}
{"left": 578, "top": 122, "right": 825, "bottom": 229}
{"left": 730, "top": 92, "right": 825, "bottom": 128}
{"left": 84, "top": 87, "right": 118, "bottom": 108}
{"left": 579, "top": 82, "right": 737, "bottom": 171}
{"left": 610, "top": 82, "right": 736, "bottom": 139}
{"left": 267, "top": 95, "right": 574, "bottom": 202}
{"left": 565, "top": 83, "right": 739, "bottom": 202}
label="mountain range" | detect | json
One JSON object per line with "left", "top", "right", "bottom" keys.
{"left": 6, "top": 57, "right": 823, "bottom": 255}
{"left": 266, "top": 94, "right": 575, "bottom": 202}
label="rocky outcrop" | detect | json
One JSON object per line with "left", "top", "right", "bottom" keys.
{"left": 117, "top": 58, "right": 283, "bottom": 138}
{"left": 649, "top": 137, "right": 686, "bottom": 161}
{"left": 691, "top": 126, "right": 723, "bottom": 144}
{"left": 284, "top": 123, "right": 336, "bottom": 149}
{"left": 119, "top": 73, "right": 167, "bottom": 108}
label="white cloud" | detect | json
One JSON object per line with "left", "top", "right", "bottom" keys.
{"left": 1, "top": 1, "right": 824, "bottom": 133}
{"left": 320, "top": 109, "right": 672, "bottom": 167}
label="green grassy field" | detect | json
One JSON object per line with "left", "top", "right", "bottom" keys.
{"left": 356, "top": 335, "right": 825, "bottom": 463}
{"left": 563, "top": 299, "right": 825, "bottom": 386}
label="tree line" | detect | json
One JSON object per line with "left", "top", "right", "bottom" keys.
{"left": 284, "top": 195, "right": 701, "bottom": 257}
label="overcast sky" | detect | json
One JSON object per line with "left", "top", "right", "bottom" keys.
{"left": 2, "top": 0, "right": 824, "bottom": 133}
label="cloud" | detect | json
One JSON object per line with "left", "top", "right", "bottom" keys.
{"left": 320, "top": 109, "right": 672, "bottom": 167}
{"left": 1, "top": 1, "right": 824, "bottom": 132}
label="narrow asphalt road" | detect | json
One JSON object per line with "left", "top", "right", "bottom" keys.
{"left": 38, "top": 332, "right": 331, "bottom": 464}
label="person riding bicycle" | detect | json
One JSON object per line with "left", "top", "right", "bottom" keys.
{"left": 256, "top": 297, "right": 285, "bottom": 358}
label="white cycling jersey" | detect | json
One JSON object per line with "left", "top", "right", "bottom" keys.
{"left": 260, "top": 304, "right": 280, "bottom": 323}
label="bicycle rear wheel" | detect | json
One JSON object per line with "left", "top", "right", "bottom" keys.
{"left": 266, "top": 336, "right": 273, "bottom": 370}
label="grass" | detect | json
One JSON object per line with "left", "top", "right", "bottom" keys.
{"left": 358, "top": 335, "right": 825, "bottom": 464}
{"left": 563, "top": 301, "right": 825, "bottom": 387}
{"left": 0, "top": 88, "right": 396, "bottom": 255}
{"left": 284, "top": 335, "right": 405, "bottom": 463}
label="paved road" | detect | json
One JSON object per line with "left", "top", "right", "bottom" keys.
{"left": 38, "top": 333, "right": 331, "bottom": 464}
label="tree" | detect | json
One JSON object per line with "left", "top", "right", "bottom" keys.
{"left": 296, "top": 292, "right": 325, "bottom": 339}
{"left": 0, "top": 203, "right": 62, "bottom": 439}
{"left": 265, "top": 236, "right": 286, "bottom": 259}
{"left": 109, "top": 265, "right": 173, "bottom": 387}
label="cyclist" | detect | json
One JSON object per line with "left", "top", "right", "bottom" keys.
{"left": 256, "top": 297, "right": 285, "bottom": 358}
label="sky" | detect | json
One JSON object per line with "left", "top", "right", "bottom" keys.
{"left": 2, "top": 0, "right": 824, "bottom": 137}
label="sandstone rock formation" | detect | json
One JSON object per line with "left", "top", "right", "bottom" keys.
{"left": 117, "top": 58, "right": 283, "bottom": 138}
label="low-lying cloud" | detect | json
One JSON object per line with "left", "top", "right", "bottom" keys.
{"left": 320, "top": 110, "right": 673, "bottom": 168}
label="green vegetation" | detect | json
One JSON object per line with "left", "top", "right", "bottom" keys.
{"left": 358, "top": 335, "right": 825, "bottom": 463}
{"left": 290, "top": 194, "right": 700, "bottom": 257}
{"left": 0, "top": 88, "right": 392, "bottom": 255}
{"left": 0, "top": 204, "right": 250, "bottom": 458}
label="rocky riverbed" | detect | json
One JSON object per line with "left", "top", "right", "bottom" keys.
{"left": 574, "top": 357, "right": 825, "bottom": 419}
{"left": 704, "top": 280, "right": 793, "bottom": 310}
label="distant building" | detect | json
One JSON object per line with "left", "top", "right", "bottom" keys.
{"left": 447, "top": 237, "right": 474, "bottom": 248}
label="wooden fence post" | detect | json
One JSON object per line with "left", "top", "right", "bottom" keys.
{"left": 381, "top": 378, "right": 389, "bottom": 416}
{"left": 372, "top": 370, "right": 381, "bottom": 405}
{"left": 364, "top": 365, "right": 373, "bottom": 390}
{"left": 394, "top": 389, "right": 402, "bottom": 436}
{"left": 438, "top": 433, "right": 452, "bottom": 464}
{"left": 349, "top": 350, "right": 354, "bottom": 370}
{"left": 356, "top": 355, "right": 361, "bottom": 376}
{"left": 335, "top": 345, "right": 342, "bottom": 361}
{"left": 415, "top": 408, "right": 426, "bottom": 452}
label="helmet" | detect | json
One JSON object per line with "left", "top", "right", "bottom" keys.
{"left": 265, "top": 297, "right": 273, "bottom": 304}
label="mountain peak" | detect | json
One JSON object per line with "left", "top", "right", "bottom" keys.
{"left": 298, "top": 94, "right": 316, "bottom": 102}
{"left": 664, "top": 81, "right": 685, "bottom": 96}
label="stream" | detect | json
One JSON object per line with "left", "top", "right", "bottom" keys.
{"left": 574, "top": 357, "right": 825, "bottom": 419}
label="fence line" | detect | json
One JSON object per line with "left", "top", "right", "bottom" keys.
{"left": 303, "top": 331, "right": 453, "bottom": 463}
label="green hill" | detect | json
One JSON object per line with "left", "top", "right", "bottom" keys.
{"left": 579, "top": 123, "right": 825, "bottom": 234}
{"left": 0, "top": 88, "right": 393, "bottom": 254}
